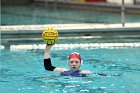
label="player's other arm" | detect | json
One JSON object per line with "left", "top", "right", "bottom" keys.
{"left": 44, "top": 44, "right": 68, "bottom": 72}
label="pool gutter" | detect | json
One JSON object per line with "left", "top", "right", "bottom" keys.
{"left": 1, "top": 23, "right": 140, "bottom": 41}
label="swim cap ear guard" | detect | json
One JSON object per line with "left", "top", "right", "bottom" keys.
{"left": 81, "top": 60, "right": 83, "bottom": 65}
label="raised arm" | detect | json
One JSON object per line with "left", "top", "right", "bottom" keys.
{"left": 44, "top": 44, "right": 68, "bottom": 72}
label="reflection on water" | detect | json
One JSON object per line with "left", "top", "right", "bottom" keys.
{"left": 2, "top": 5, "right": 140, "bottom": 25}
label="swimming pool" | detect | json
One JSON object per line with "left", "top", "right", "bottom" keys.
{"left": 1, "top": 37, "right": 140, "bottom": 93}
{"left": 1, "top": 5, "right": 140, "bottom": 25}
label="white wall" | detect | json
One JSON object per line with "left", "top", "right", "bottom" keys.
{"left": 107, "top": 0, "right": 134, "bottom": 4}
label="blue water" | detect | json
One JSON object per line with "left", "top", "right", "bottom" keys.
{"left": 1, "top": 5, "right": 140, "bottom": 25}
{"left": 1, "top": 38, "right": 140, "bottom": 93}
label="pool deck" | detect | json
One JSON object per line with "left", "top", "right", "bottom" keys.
{"left": 1, "top": 23, "right": 140, "bottom": 46}
{"left": 1, "top": 23, "right": 140, "bottom": 38}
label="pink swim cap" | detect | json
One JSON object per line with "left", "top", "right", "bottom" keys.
{"left": 68, "top": 52, "right": 81, "bottom": 62}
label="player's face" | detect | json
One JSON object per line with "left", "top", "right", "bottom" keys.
{"left": 68, "top": 58, "right": 81, "bottom": 71}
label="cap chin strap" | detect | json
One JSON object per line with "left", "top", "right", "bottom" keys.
{"left": 81, "top": 60, "right": 83, "bottom": 65}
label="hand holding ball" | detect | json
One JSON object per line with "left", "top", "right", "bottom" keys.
{"left": 42, "top": 27, "right": 58, "bottom": 45}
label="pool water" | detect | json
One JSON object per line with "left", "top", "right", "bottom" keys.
{"left": 1, "top": 5, "right": 140, "bottom": 25}
{"left": 0, "top": 38, "right": 140, "bottom": 93}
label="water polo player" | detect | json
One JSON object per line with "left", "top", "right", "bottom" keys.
{"left": 42, "top": 27, "right": 106, "bottom": 77}
{"left": 43, "top": 44, "right": 92, "bottom": 77}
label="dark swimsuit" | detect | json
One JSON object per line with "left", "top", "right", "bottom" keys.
{"left": 44, "top": 58, "right": 86, "bottom": 77}
{"left": 61, "top": 70, "right": 86, "bottom": 77}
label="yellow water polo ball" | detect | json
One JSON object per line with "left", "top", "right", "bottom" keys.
{"left": 42, "top": 27, "right": 58, "bottom": 45}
